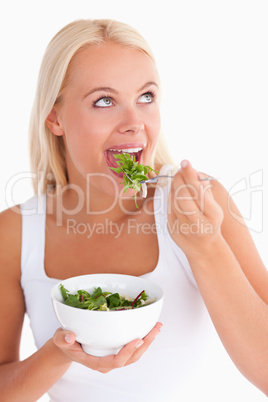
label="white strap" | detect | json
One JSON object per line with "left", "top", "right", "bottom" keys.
{"left": 20, "top": 194, "right": 47, "bottom": 282}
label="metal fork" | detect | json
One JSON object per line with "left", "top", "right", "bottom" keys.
{"left": 139, "top": 175, "right": 217, "bottom": 184}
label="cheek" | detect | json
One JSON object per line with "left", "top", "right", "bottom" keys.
{"left": 63, "top": 110, "right": 105, "bottom": 152}
{"left": 147, "top": 108, "right": 161, "bottom": 143}
{"left": 63, "top": 123, "right": 103, "bottom": 175}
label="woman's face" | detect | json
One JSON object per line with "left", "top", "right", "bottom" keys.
{"left": 54, "top": 41, "right": 161, "bottom": 195}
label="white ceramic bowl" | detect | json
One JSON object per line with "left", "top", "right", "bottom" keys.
{"left": 50, "top": 274, "right": 164, "bottom": 357}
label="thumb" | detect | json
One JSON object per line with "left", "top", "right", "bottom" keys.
{"left": 53, "top": 328, "right": 76, "bottom": 349}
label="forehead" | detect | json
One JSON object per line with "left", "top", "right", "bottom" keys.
{"left": 67, "top": 42, "right": 158, "bottom": 89}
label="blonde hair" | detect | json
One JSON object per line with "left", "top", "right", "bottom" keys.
{"left": 29, "top": 19, "right": 174, "bottom": 194}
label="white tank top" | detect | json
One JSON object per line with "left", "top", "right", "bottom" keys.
{"left": 20, "top": 165, "right": 213, "bottom": 402}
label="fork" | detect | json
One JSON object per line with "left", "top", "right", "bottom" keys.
{"left": 139, "top": 174, "right": 217, "bottom": 184}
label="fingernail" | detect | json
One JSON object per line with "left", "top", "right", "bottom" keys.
{"left": 181, "top": 160, "right": 188, "bottom": 168}
{"left": 135, "top": 340, "right": 144, "bottom": 348}
{"left": 65, "top": 333, "right": 71, "bottom": 344}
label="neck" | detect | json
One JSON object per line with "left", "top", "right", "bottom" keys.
{"left": 46, "top": 184, "right": 154, "bottom": 226}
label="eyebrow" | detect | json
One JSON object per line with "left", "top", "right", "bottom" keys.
{"left": 83, "top": 81, "right": 158, "bottom": 99}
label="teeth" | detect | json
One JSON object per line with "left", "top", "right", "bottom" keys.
{"left": 109, "top": 147, "right": 143, "bottom": 153}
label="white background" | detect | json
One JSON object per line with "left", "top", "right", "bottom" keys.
{"left": 0, "top": 1, "right": 267, "bottom": 401}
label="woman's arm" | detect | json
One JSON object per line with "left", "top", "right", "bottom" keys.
{"left": 0, "top": 207, "right": 70, "bottom": 401}
{"left": 0, "top": 207, "right": 161, "bottom": 401}
{"left": 168, "top": 160, "right": 268, "bottom": 395}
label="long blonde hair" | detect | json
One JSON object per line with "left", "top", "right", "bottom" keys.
{"left": 29, "top": 19, "right": 174, "bottom": 194}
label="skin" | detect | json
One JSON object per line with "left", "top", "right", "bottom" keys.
{"left": 0, "top": 41, "right": 268, "bottom": 401}
{"left": 49, "top": 42, "right": 161, "bottom": 214}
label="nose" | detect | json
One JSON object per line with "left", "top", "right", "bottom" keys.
{"left": 117, "top": 107, "right": 145, "bottom": 135}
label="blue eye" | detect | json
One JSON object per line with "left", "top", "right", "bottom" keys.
{"left": 94, "top": 97, "right": 112, "bottom": 107}
{"left": 138, "top": 92, "right": 154, "bottom": 103}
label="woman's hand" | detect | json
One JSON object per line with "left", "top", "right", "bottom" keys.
{"left": 53, "top": 322, "right": 162, "bottom": 373}
{"left": 168, "top": 160, "right": 224, "bottom": 258}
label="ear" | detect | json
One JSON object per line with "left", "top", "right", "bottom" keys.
{"left": 45, "top": 108, "right": 65, "bottom": 136}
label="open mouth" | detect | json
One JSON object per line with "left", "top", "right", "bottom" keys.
{"left": 104, "top": 146, "right": 143, "bottom": 177}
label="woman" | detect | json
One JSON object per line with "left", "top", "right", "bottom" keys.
{"left": 0, "top": 19, "right": 267, "bottom": 401}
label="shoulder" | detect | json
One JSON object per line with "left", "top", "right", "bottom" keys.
{"left": 0, "top": 205, "right": 22, "bottom": 244}
{"left": 0, "top": 206, "right": 26, "bottom": 364}
{"left": 0, "top": 205, "right": 22, "bottom": 281}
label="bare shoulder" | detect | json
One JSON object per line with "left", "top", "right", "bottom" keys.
{"left": 211, "top": 179, "right": 268, "bottom": 303}
{"left": 0, "top": 206, "right": 26, "bottom": 363}
{"left": 0, "top": 205, "right": 22, "bottom": 280}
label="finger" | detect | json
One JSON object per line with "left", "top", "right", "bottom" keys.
{"left": 174, "top": 160, "right": 215, "bottom": 216}
{"left": 172, "top": 163, "right": 202, "bottom": 217}
{"left": 92, "top": 323, "right": 162, "bottom": 371}
{"left": 180, "top": 160, "right": 200, "bottom": 183}
{"left": 114, "top": 338, "right": 146, "bottom": 366}
{"left": 87, "top": 338, "right": 145, "bottom": 373}
{"left": 124, "top": 322, "right": 163, "bottom": 365}
{"left": 172, "top": 183, "right": 200, "bottom": 216}
{"left": 53, "top": 328, "right": 81, "bottom": 351}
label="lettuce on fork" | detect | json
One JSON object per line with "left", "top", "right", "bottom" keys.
{"left": 109, "top": 153, "right": 159, "bottom": 208}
